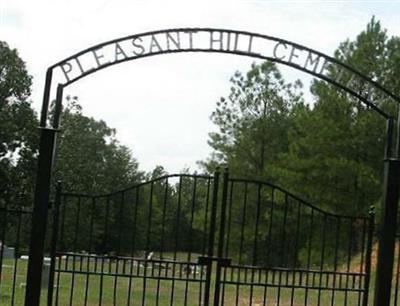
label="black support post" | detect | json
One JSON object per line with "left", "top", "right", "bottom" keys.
{"left": 202, "top": 169, "right": 220, "bottom": 306}
{"left": 374, "top": 158, "right": 400, "bottom": 306}
{"left": 213, "top": 168, "right": 229, "bottom": 306}
{"left": 25, "top": 127, "right": 58, "bottom": 306}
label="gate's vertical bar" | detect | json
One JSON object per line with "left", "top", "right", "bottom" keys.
{"left": 127, "top": 187, "right": 139, "bottom": 306}
{"left": 199, "top": 179, "right": 211, "bottom": 305}
{"left": 142, "top": 183, "right": 154, "bottom": 306}
{"left": 48, "top": 181, "right": 62, "bottom": 306}
{"left": 249, "top": 183, "right": 262, "bottom": 306}
{"left": 169, "top": 178, "right": 182, "bottom": 306}
{"left": 25, "top": 84, "right": 63, "bottom": 306}
{"left": 11, "top": 198, "right": 23, "bottom": 305}
{"left": 236, "top": 182, "right": 248, "bottom": 306}
{"left": 203, "top": 169, "right": 220, "bottom": 306}
{"left": 373, "top": 158, "right": 400, "bottom": 306}
{"left": 84, "top": 196, "right": 96, "bottom": 306}
{"left": 184, "top": 177, "right": 198, "bottom": 305}
{"left": 216, "top": 168, "right": 229, "bottom": 258}
{"left": 213, "top": 168, "right": 229, "bottom": 306}
{"left": 220, "top": 179, "right": 234, "bottom": 306}
{"left": 362, "top": 206, "right": 375, "bottom": 306}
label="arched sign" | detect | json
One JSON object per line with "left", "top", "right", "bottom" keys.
{"left": 40, "top": 28, "right": 400, "bottom": 126}
{"left": 27, "top": 28, "right": 400, "bottom": 306}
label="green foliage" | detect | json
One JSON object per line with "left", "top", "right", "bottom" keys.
{"left": 203, "top": 18, "right": 400, "bottom": 218}
{"left": 0, "top": 41, "right": 38, "bottom": 207}
{"left": 274, "top": 18, "right": 399, "bottom": 215}
{"left": 53, "top": 96, "right": 142, "bottom": 194}
{"left": 0, "top": 41, "right": 31, "bottom": 102}
{"left": 202, "top": 61, "right": 303, "bottom": 180}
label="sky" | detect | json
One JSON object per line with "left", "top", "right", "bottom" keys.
{"left": 1, "top": 0, "right": 400, "bottom": 173}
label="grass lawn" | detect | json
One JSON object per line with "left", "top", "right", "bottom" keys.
{"left": 0, "top": 253, "right": 376, "bottom": 306}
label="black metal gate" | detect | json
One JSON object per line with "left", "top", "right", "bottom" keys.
{"left": 47, "top": 169, "right": 374, "bottom": 306}
{"left": 216, "top": 175, "right": 374, "bottom": 306}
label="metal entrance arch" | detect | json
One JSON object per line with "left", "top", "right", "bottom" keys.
{"left": 26, "top": 28, "right": 400, "bottom": 306}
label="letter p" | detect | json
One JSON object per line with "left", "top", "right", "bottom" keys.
{"left": 60, "top": 61, "right": 73, "bottom": 82}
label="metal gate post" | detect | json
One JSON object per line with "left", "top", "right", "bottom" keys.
{"left": 25, "top": 84, "right": 63, "bottom": 306}
{"left": 213, "top": 168, "right": 229, "bottom": 306}
{"left": 202, "top": 169, "right": 220, "bottom": 306}
{"left": 373, "top": 158, "right": 400, "bottom": 306}
{"left": 25, "top": 127, "right": 58, "bottom": 306}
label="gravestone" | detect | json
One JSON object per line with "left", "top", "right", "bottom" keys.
{"left": 19, "top": 255, "right": 51, "bottom": 288}
{"left": 41, "top": 263, "right": 50, "bottom": 288}
{"left": 2, "top": 245, "right": 15, "bottom": 259}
